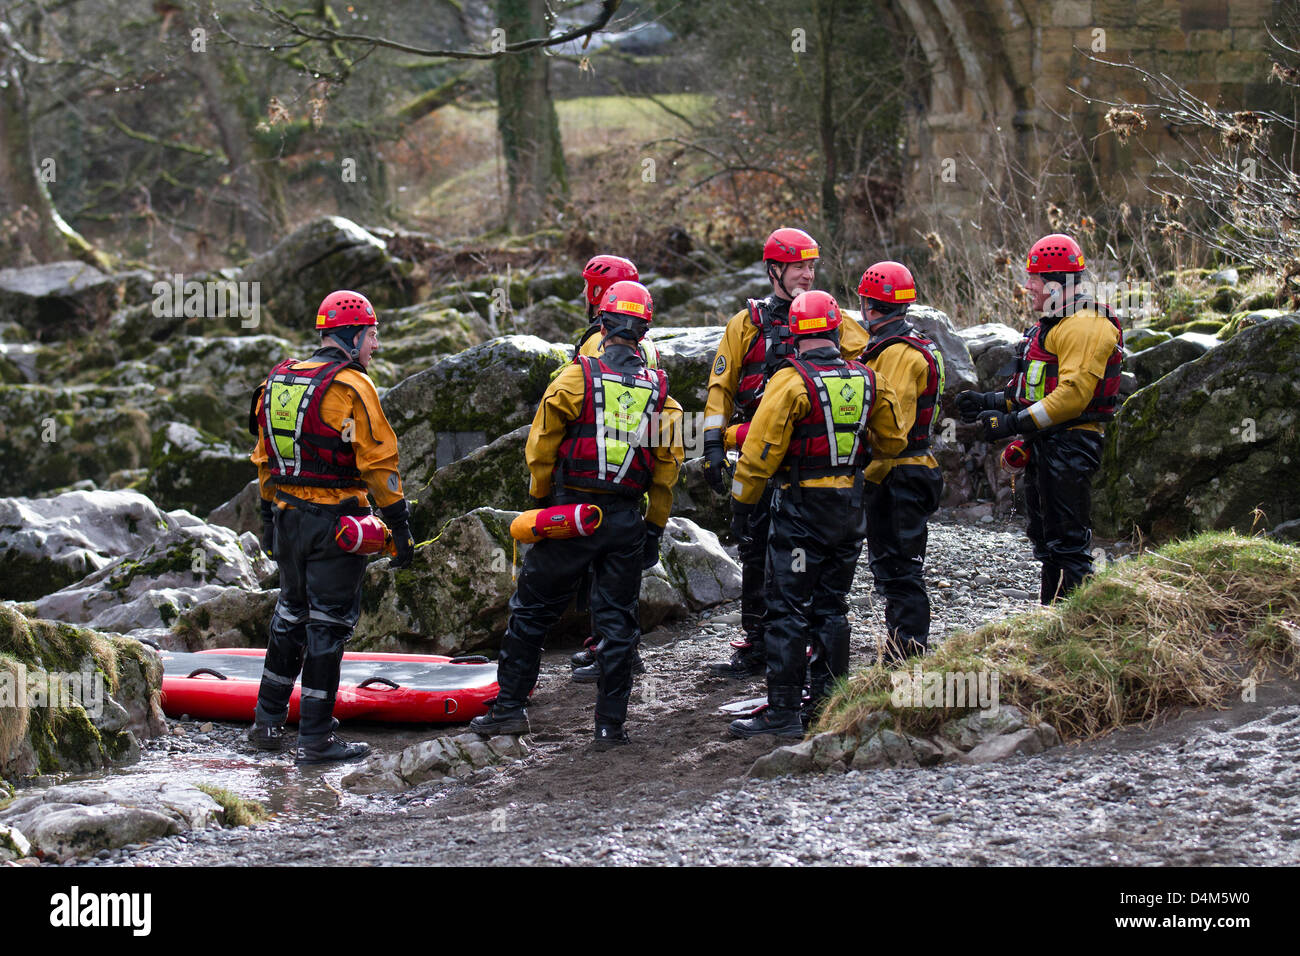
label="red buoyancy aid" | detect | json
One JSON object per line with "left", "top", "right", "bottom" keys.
{"left": 256, "top": 356, "right": 367, "bottom": 489}
{"left": 784, "top": 355, "right": 877, "bottom": 480}
{"left": 556, "top": 355, "right": 669, "bottom": 497}
{"left": 736, "top": 297, "right": 796, "bottom": 419}
{"left": 862, "top": 328, "right": 945, "bottom": 455}
{"left": 1009, "top": 300, "right": 1124, "bottom": 427}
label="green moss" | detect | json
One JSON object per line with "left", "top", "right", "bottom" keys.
{"left": 194, "top": 784, "right": 269, "bottom": 827}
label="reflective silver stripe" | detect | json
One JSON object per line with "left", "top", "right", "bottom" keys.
{"left": 300, "top": 686, "right": 330, "bottom": 700}
{"left": 1028, "top": 401, "right": 1052, "bottom": 429}
{"left": 260, "top": 667, "right": 295, "bottom": 687}
{"left": 730, "top": 477, "right": 745, "bottom": 496}
{"left": 704, "top": 415, "right": 725, "bottom": 429}
{"left": 309, "top": 609, "right": 352, "bottom": 626}
{"left": 273, "top": 603, "right": 308, "bottom": 624}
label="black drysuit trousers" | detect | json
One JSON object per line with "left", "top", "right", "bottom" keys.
{"left": 1024, "top": 428, "right": 1105, "bottom": 603}
{"left": 255, "top": 504, "right": 367, "bottom": 741}
{"left": 863, "top": 463, "right": 944, "bottom": 646}
{"left": 762, "top": 485, "right": 867, "bottom": 710}
{"left": 495, "top": 504, "right": 646, "bottom": 727}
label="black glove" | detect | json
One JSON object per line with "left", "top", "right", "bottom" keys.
{"left": 977, "top": 408, "right": 1031, "bottom": 442}
{"left": 260, "top": 499, "right": 276, "bottom": 559}
{"left": 702, "top": 437, "right": 727, "bottom": 493}
{"left": 642, "top": 523, "right": 664, "bottom": 570}
{"left": 380, "top": 499, "right": 416, "bottom": 569}
{"left": 956, "top": 390, "right": 1006, "bottom": 424}
{"left": 730, "top": 505, "right": 755, "bottom": 549}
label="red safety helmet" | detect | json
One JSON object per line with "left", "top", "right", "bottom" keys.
{"left": 763, "top": 228, "right": 819, "bottom": 264}
{"left": 1026, "top": 234, "right": 1086, "bottom": 274}
{"left": 599, "top": 280, "right": 655, "bottom": 335}
{"left": 582, "top": 255, "right": 639, "bottom": 308}
{"left": 857, "top": 261, "right": 917, "bottom": 305}
{"left": 788, "top": 290, "right": 842, "bottom": 337}
{"left": 315, "top": 290, "right": 377, "bottom": 330}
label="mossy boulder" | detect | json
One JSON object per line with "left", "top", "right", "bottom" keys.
{"left": 1123, "top": 327, "right": 1171, "bottom": 353}
{"left": 143, "top": 422, "right": 255, "bottom": 515}
{"left": 642, "top": 275, "right": 695, "bottom": 312}
{"left": 1094, "top": 317, "right": 1300, "bottom": 539}
{"left": 897, "top": 305, "right": 979, "bottom": 402}
{"left": 1217, "top": 308, "right": 1290, "bottom": 341}
{"left": 0, "top": 490, "right": 178, "bottom": 602}
{"left": 370, "top": 304, "right": 492, "bottom": 383}
{"left": 0, "top": 604, "right": 165, "bottom": 781}
{"left": 1206, "top": 285, "right": 1241, "bottom": 313}
{"left": 650, "top": 326, "right": 725, "bottom": 414}
{"left": 408, "top": 425, "right": 532, "bottom": 543}
{"left": 32, "top": 513, "right": 273, "bottom": 635}
{"left": 168, "top": 587, "right": 277, "bottom": 650}
{"left": 1164, "top": 317, "right": 1227, "bottom": 336}
{"left": 0, "top": 261, "right": 121, "bottom": 342}
{"left": 380, "top": 335, "right": 570, "bottom": 483}
{"left": 1127, "top": 334, "right": 1217, "bottom": 388}
{"left": 0, "top": 384, "right": 155, "bottom": 496}
{"left": 512, "top": 296, "right": 588, "bottom": 345}
{"left": 1239, "top": 290, "right": 1277, "bottom": 311}
{"left": 207, "top": 479, "right": 262, "bottom": 536}
{"left": 958, "top": 322, "right": 1024, "bottom": 392}
{"left": 525, "top": 271, "right": 585, "bottom": 303}
{"left": 238, "top": 216, "right": 422, "bottom": 323}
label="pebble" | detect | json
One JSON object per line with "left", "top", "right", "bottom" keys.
{"left": 998, "top": 587, "right": 1033, "bottom": 600}
{"left": 930, "top": 812, "right": 955, "bottom": 825}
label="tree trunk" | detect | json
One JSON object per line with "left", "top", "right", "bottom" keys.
{"left": 0, "top": 25, "right": 105, "bottom": 269}
{"left": 815, "top": 0, "right": 841, "bottom": 246}
{"left": 493, "top": 0, "right": 568, "bottom": 233}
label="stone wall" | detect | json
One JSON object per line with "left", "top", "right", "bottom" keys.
{"left": 884, "top": 0, "right": 1279, "bottom": 225}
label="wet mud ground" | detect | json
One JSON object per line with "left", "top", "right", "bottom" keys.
{"left": 57, "top": 518, "right": 1300, "bottom": 866}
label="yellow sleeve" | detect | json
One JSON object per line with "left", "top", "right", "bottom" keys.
{"left": 249, "top": 390, "right": 275, "bottom": 503}
{"left": 729, "top": 368, "right": 808, "bottom": 505}
{"left": 866, "top": 369, "right": 909, "bottom": 460}
{"left": 580, "top": 331, "right": 661, "bottom": 369}
{"left": 329, "top": 370, "right": 405, "bottom": 508}
{"left": 1031, "top": 312, "right": 1122, "bottom": 428}
{"left": 872, "top": 342, "right": 924, "bottom": 438}
{"left": 703, "top": 310, "right": 753, "bottom": 442}
{"left": 577, "top": 332, "right": 602, "bottom": 359}
{"left": 838, "top": 316, "right": 869, "bottom": 360}
{"left": 646, "top": 394, "right": 685, "bottom": 527}
{"left": 525, "top": 363, "right": 587, "bottom": 498}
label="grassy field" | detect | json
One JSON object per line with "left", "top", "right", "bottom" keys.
{"left": 409, "top": 94, "right": 712, "bottom": 237}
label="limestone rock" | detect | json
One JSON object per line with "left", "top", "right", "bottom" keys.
{"left": 963, "top": 727, "right": 1046, "bottom": 763}
{"left": 0, "top": 490, "right": 176, "bottom": 602}
{"left": 1128, "top": 333, "right": 1220, "bottom": 389}
{"left": 167, "top": 587, "right": 277, "bottom": 650}
{"left": 670, "top": 458, "right": 730, "bottom": 535}
{"left": 370, "top": 303, "right": 492, "bottom": 384}
{"left": 0, "top": 823, "right": 31, "bottom": 862}
{"left": 143, "top": 422, "right": 254, "bottom": 515}
{"left": 408, "top": 425, "right": 532, "bottom": 543}
{"left": 649, "top": 326, "right": 726, "bottom": 414}
{"left": 0, "top": 261, "right": 121, "bottom": 342}
{"left": 957, "top": 322, "right": 1023, "bottom": 362}
{"left": 207, "top": 480, "right": 263, "bottom": 536}
{"left": 380, "top": 335, "right": 570, "bottom": 481}
{"left": 33, "top": 515, "right": 273, "bottom": 634}
{"left": 1095, "top": 316, "right": 1300, "bottom": 538}
{"left": 654, "top": 517, "right": 742, "bottom": 611}
{"left": 342, "top": 730, "right": 527, "bottom": 792}
{"left": 238, "top": 216, "right": 420, "bottom": 322}
{"left": 749, "top": 739, "right": 815, "bottom": 778}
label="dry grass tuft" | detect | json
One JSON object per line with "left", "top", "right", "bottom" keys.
{"left": 816, "top": 532, "right": 1300, "bottom": 741}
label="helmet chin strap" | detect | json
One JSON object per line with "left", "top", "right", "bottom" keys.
{"left": 768, "top": 262, "right": 797, "bottom": 301}
{"left": 326, "top": 329, "right": 362, "bottom": 360}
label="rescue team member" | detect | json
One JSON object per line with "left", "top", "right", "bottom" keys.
{"left": 470, "top": 281, "right": 684, "bottom": 748}
{"left": 247, "top": 291, "right": 416, "bottom": 764}
{"left": 856, "top": 262, "right": 946, "bottom": 664}
{"left": 701, "top": 228, "right": 870, "bottom": 680}
{"left": 956, "top": 234, "right": 1123, "bottom": 604}
{"left": 569, "top": 254, "right": 656, "bottom": 682}
{"left": 575, "top": 254, "right": 662, "bottom": 368}
{"left": 727, "top": 291, "right": 907, "bottom": 738}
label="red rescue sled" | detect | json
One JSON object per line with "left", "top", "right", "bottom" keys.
{"left": 160, "top": 648, "right": 498, "bottom": 724}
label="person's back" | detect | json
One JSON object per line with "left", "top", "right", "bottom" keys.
{"left": 247, "top": 290, "right": 415, "bottom": 764}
